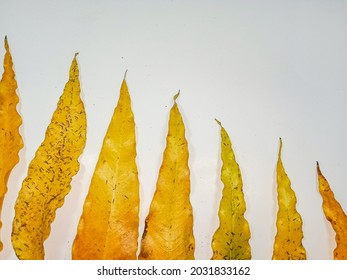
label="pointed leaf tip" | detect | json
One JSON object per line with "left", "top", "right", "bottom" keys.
{"left": 124, "top": 69, "right": 128, "bottom": 80}
{"left": 215, "top": 118, "right": 222, "bottom": 126}
{"left": 4, "top": 36, "right": 9, "bottom": 50}
{"left": 278, "top": 138, "right": 283, "bottom": 157}
{"left": 174, "top": 91, "right": 180, "bottom": 101}
{"left": 316, "top": 161, "right": 322, "bottom": 175}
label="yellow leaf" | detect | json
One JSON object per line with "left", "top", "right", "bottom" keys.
{"left": 317, "top": 162, "right": 347, "bottom": 259}
{"left": 272, "top": 138, "right": 306, "bottom": 260}
{"left": 139, "top": 93, "right": 195, "bottom": 260}
{"left": 0, "top": 36, "right": 23, "bottom": 251}
{"left": 72, "top": 77, "right": 139, "bottom": 260}
{"left": 11, "top": 54, "right": 86, "bottom": 260}
{"left": 211, "top": 120, "right": 251, "bottom": 260}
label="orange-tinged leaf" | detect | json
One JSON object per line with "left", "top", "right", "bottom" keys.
{"left": 72, "top": 78, "right": 139, "bottom": 260}
{"left": 211, "top": 120, "right": 251, "bottom": 260}
{"left": 0, "top": 37, "right": 23, "bottom": 252}
{"left": 317, "top": 162, "right": 347, "bottom": 259}
{"left": 272, "top": 138, "right": 306, "bottom": 260}
{"left": 139, "top": 93, "right": 195, "bottom": 260}
{"left": 11, "top": 54, "right": 86, "bottom": 260}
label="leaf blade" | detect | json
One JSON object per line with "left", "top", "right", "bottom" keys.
{"left": 139, "top": 93, "right": 195, "bottom": 260}
{"left": 211, "top": 120, "right": 251, "bottom": 260}
{"left": 72, "top": 78, "right": 139, "bottom": 260}
{"left": 317, "top": 162, "right": 347, "bottom": 259}
{"left": 272, "top": 139, "right": 306, "bottom": 260}
{"left": 0, "top": 37, "right": 23, "bottom": 251}
{"left": 11, "top": 54, "right": 86, "bottom": 259}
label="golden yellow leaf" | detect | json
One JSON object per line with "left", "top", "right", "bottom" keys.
{"left": 72, "top": 77, "right": 139, "bottom": 260}
{"left": 272, "top": 138, "right": 306, "bottom": 260}
{"left": 211, "top": 120, "right": 251, "bottom": 260}
{"left": 317, "top": 162, "right": 347, "bottom": 259}
{"left": 0, "top": 36, "right": 23, "bottom": 251}
{"left": 11, "top": 54, "right": 86, "bottom": 260}
{"left": 139, "top": 93, "right": 195, "bottom": 260}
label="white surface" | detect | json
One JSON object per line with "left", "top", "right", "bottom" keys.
{"left": 1, "top": 0, "right": 347, "bottom": 260}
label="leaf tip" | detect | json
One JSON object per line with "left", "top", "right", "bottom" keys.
{"left": 278, "top": 137, "right": 283, "bottom": 157}
{"left": 174, "top": 91, "right": 180, "bottom": 101}
{"left": 215, "top": 118, "right": 222, "bottom": 126}
{"left": 316, "top": 161, "right": 322, "bottom": 174}
{"left": 124, "top": 69, "right": 128, "bottom": 80}
{"left": 4, "top": 35, "right": 9, "bottom": 50}
{"left": 73, "top": 53, "right": 79, "bottom": 64}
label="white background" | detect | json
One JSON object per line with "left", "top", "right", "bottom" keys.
{"left": 1, "top": 0, "right": 347, "bottom": 260}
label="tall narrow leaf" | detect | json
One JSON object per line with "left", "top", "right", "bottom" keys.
{"left": 317, "top": 162, "right": 347, "bottom": 259}
{"left": 272, "top": 138, "right": 306, "bottom": 260}
{"left": 11, "top": 54, "right": 86, "bottom": 259}
{"left": 0, "top": 37, "right": 23, "bottom": 251}
{"left": 211, "top": 120, "right": 251, "bottom": 260}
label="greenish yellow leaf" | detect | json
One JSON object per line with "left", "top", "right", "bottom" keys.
{"left": 211, "top": 120, "right": 251, "bottom": 260}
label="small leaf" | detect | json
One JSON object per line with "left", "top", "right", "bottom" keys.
{"left": 317, "top": 162, "right": 347, "bottom": 260}
{"left": 272, "top": 138, "right": 306, "bottom": 260}
{"left": 0, "top": 37, "right": 23, "bottom": 251}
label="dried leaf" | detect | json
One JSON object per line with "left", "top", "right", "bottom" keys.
{"left": 211, "top": 120, "right": 251, "bottom": 260}
{"left": 0, "top": 36, "right": 23, "bottom": 251}
{"left": 11, "top": 54, "right": 86, "bottom": 260}
{"left": 139, "top": 93, "right": 195, "bottom": 260}
{"left": 72, "top": 78, "right": 139, "bottom": 260}
{"left": 317, "top": 162, "right": 347, "bottom": 259}
{"left": 272, "top": 138, "right": 306, "bottom": 260}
